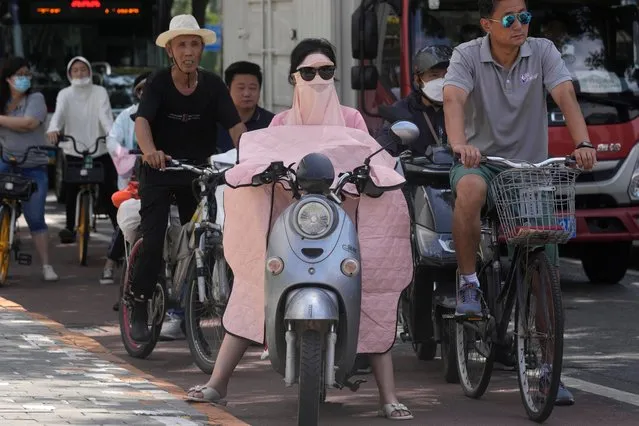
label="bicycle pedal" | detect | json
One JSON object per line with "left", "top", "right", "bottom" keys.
{"left": 16, "top": 253, "right": 32, "bottom": 265}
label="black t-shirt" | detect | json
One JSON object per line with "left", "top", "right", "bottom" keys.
{"left": 136, "top": 67, "right": 241, "bottom": 162}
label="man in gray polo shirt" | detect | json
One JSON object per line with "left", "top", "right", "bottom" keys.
{"left": 443, "top": 0, "right": 597, "bottom": 406}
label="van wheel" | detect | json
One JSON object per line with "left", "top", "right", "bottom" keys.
{"left": 580, "top": 242, "right": 630, "bottom": 284}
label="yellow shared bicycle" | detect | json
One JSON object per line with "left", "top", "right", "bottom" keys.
{"left": 0, "top": 145, "right": 55, "bottom": 285}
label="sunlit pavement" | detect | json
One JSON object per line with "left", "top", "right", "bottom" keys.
{"left": 1, "top": 192, "right": 639, "bottom": 425}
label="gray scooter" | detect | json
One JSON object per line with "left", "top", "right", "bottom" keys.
{"left": 379, "top": 105, "right": 459, "bottom": 383}
{"left": 255, "top": 122, "right": 419, "bottom": 426}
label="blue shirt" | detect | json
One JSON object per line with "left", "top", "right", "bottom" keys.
{"left": 216, "top": 106, "right": 275, "bottom": 153}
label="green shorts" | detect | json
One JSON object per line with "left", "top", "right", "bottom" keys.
{"left": 449, "top": 163, "right": 559, "bottom": 267}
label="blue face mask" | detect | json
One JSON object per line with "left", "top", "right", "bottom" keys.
{"left": 12, "top": 76, "right": 31, "bottom": 93}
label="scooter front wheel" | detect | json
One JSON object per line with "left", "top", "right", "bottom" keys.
{"left": 298, "top": 329, "right": 322, "bottom": 426}
{"left": 441, "top": 317, "right": 460, "bottom": 383}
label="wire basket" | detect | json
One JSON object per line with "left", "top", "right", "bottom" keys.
{"left": 0, "top": 173, "right": 37, "bottom": 201}
{"left": 63, "top": 161, "right": 104, "bottom": 184}
{"left": 489, "top": 166, "right": 580, "bottom": 245}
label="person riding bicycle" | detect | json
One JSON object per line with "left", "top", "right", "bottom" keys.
{"left": 378, "top": 44, "right": 452, "bottom": 155}
{"left": 0, "top": 57, "right": 59, "bottom": 282}
{"left": 100, "top": 72, "right": 150, "bottom": 286}
{"left": 443, "top": 0, "right": 596, "bottom": 406}
{"left": 129, "top": 14, "right": 246, "bottom": 343}
{"left": 46, "top": 56, "right": 118, "bottom": 244}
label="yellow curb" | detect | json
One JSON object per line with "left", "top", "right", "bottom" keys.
{"left": 0, "top": 296, "right": 250, "bottom": 426}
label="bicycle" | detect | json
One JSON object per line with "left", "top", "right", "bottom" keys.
{"left": 118, "top": 155, "right": 233, "bottom": 373}
{"left": 451, "top": 155, "right": 580, "bottom": 423}
{"left": 0, "top": 144, "right": 55, "bottom": 285}
{"left": 57, "top": 134, "right": 106, "bottom": 266}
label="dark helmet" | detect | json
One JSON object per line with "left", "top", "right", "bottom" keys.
{"left": 296, "top": 153, "right": 335, "bottom": 194}
{"left": 413, "top": 45, "right": 453, "bottom": 75}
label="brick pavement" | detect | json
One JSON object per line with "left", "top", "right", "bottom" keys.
{"left": 0, "top": 298, "right": 244, "bottom": 426}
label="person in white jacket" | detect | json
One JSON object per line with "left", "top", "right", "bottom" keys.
{"left": 100, "top": 71, "right": 150, "bottom": 286}
{"left": 46, "top": 56, "right": 118, "bottom": 244}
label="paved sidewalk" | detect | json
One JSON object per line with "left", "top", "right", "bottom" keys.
{"left": 0, "top": 298, "right": 244, "bottom": 425}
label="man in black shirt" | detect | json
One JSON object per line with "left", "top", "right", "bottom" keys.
{"left": 131, "top": 14, "right": 246, "bottom": 342}
{"left": 216, "top": 61, "right": 275, "bottom": 152}
{"left": 378, "top": 45, "right": 452, "bottom": 156}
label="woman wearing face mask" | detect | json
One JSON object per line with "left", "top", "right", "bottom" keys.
{"left": 0, "top": 57, "right": 59, "bottom": 281}
{"left": 46, "top": 56, "right": 117, "bottom": 245}
{"left": 186, "top": 38, "right": 413, "bottom": 421}
{"left": 378, "top": 45, "right": 452, "bottom": 156}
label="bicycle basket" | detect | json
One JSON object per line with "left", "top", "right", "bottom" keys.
{"left": 63, "top": 161, "right": 104, "bottom": 184}
{"left": 0, "top": 173, "right": 37, "bottom": 201}
{"left": 489, "top": 166, "right": 580, "bottom": 245}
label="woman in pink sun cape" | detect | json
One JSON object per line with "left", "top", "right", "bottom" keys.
{"left": 186, "top": 38, "right": 413, "bottom": 421}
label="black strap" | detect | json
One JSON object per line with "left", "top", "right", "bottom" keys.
{"left": 422, "top": 111, "right": 442, "bottom": 146}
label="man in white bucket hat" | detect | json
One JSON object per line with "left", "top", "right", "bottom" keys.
{"left": 129, "top": 14, "right": 246, "bottom": 343}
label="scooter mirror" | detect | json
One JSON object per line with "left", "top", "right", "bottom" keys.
{"left": 390, "top": 121, "right": 420, "bottom": 146}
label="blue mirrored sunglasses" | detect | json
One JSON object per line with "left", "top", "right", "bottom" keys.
{"left": 498, "top": 11, "right": 532, "bottom": 28}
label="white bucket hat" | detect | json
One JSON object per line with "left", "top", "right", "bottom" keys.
{"left": 155, "top": 14, "right": 216, "bottom": 47}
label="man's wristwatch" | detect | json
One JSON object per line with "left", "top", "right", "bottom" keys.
{"left": 576, "top": 141, "right": 594, "bottom": 149}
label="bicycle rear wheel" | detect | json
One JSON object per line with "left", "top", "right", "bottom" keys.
{"left": 118, "top": 238, "right": 165, "bottom": 358}
{"left": 454, "top": 267, "right": 495, "bottom": 398}
{"left": 77, "top": 192, "right": 90, "bottom": 266}
{"left": 0, "top": 206, "right": 12, "bottom": 285}
{"left": 515, "top": 250, "right": 564, "bottom": 423}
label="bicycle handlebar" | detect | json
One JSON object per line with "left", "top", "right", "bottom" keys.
{"left": 58, "top": 134, "right": 105, "bottom": 156}
{"left": 127, "top": 149, "right": 219, "bottom": 176}
{"left": 481, "top": 155, "right": 577, "bottom": 168}
{"left": 0, "top": 145, "right": 55, "bottom": 166}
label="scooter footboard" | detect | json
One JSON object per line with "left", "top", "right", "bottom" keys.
{"left": 284, "top": 288, "right": 339, "bottom": 321}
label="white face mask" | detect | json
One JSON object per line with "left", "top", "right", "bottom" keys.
{"left": 421, "top": 77, "right": 444, "bottom": 104}
{"left": 71, "top": 77, "right": 92, "bottom": 87}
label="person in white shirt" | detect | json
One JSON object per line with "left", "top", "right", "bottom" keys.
{"left": 100, "top": 72, "right": 150, "bottom": 285}
{"left": 46, "top": 56, "right": 118, "bottom": 244}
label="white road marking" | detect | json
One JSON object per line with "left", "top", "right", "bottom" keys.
{"left": 563, "top": 376, "right": 639, "bottom": 407}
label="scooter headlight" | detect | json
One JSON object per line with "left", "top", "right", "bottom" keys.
{"left": 296, "top": 201, "right": 333, "bottom": 238}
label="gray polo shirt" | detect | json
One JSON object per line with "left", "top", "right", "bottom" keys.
{"left": 444, "top": 36, "right": 572, "bottom": 163}
{"left": 0, "top": 92, "right": 49, "bottom": 168}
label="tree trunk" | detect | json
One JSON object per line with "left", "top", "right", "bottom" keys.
{"left": 192, "top": 0, "right": 207, "bottom": 26}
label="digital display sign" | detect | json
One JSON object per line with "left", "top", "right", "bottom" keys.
{"left": 30, "top": 1, "right": 144, "bottom": 20}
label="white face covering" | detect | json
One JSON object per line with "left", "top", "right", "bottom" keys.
{"left": 71, "top": 77, "right": 92, "bottom": 87}
{"left": 421, "top": 77, "right": 444, "bottom": 104}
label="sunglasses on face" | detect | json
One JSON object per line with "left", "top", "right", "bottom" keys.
{"left": 297, "top": 65, "right": 336, "bottom": 82}
{"left": 489, "top": 11, "right": 532, "bottom": 28}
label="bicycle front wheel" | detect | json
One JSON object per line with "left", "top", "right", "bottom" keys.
{"left": 184, "top": 252, "right": 229, "bottom": 374}
{"left": 78, "top": 192, "right": 90, "bottom": 266}
{"left": 0, "top": 206, "right": 12, "bottom": 285}
{"left": 454, "top": 266, "right": 495, "bottom": 398}
{"left": 515, "top": 250, "right": 564, "bottom": 423}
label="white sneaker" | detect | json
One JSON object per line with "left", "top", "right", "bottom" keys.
{"left": 99, "top": 268, "right": 114, "bottom": 285}
{"left": 260, "top": 348, "right": 269, "bottom": 360}
{"left": 42, "top": 265, "right": 59, "bottom": 282}
{"left": 159, "top": 312, "right": 185, "bottom": 341}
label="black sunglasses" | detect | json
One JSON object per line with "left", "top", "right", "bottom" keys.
{"left": 297, "top": 66, "right": 336, "bottom": 82}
